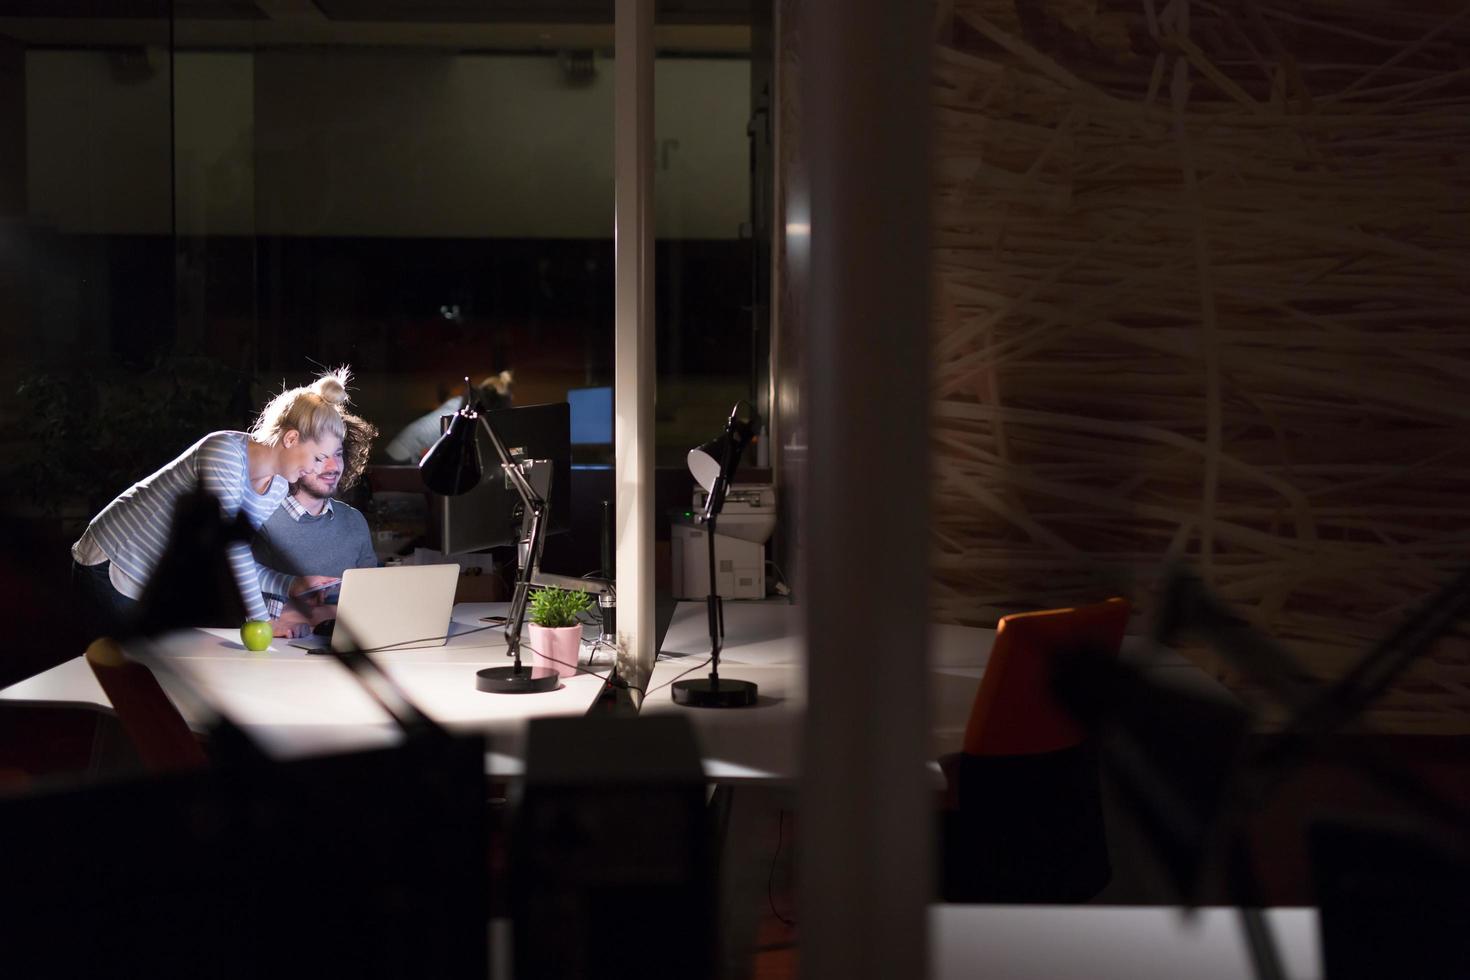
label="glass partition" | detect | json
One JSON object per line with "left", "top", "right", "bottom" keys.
{"left": 653, "top": 1, "right": 769, "bottom": 597}
{"left": 1, "top": 9, "right": 176, "bottom": 508}
{"left": 654, "top": 4, "right": 763, "bottom": 468}
{"left": 172, "top": 12, "right": 619, "bottom": 463}
{"left": 0, "top": 1, "right": 769, "bottom": 680}
{"left": 0, "top": 4, "right": 175, "bottom": 685}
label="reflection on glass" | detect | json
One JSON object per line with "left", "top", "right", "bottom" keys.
{"left": 654, "top": 3, "right": 763, "bottom": 470}
{"left": 3, "top": 8, "right": 177, "bottom": 535}
{"left": 0, "top": 2, "right": 767, "bottom": 605}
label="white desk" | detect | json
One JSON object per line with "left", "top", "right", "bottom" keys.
{"left": 645, "top": 602, "right": 998, "bottom": 782}
{"left": 932, "top": 905, "right": 1320, "bottom": 980}
{"left": 0, "top": 603, "right": 609, "bottom": 776}
{"left": 645, "top": 600, "right": 1235, "bottom": 783}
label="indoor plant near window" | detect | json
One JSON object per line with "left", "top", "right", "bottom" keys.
{"left": 526, "top": 587, "right": 591, "bottom": 679}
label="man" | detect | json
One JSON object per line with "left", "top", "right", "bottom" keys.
{"left": 253, "top": 411, "right": 380, "bottom": 621}
{"left": 384, "top": 370, "right": 513, "bottom": 463}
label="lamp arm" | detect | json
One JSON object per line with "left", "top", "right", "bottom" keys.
{"left": 706, "top": 508, "right": 722, "bottom": 671}
{"left": 472, "top": 411, "right": 616, "bottom": 599}
{"left": 475, "top": 412, "right": 543, "bottom": 512}
{"left": 701, "top": 475, "right": 728, "bottom": 525}
{"left": 472, "top": 411, "right": 549, "bottom": 668}
{"left": 503, "top": 502, "right": 544, "bottom": 664}
{"left": 700, "top": 474, "right": 729, "bottom": 671}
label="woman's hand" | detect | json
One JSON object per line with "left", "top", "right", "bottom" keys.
{"left": 272, "top": 610, "right": 312, "bottom": 638}
{"left": 289, "top": 575, "right": 341, "bottom": 606}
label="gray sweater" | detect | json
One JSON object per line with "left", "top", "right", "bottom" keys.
{"left": 251, "top": 499, "right": 378, "bottom": 606}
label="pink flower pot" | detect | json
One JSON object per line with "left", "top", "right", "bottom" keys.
{"left": 527, "top": 623, "right": 582, "bottom": 679}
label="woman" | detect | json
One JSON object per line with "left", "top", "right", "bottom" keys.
{"left": 71, "top": 368, "right": 354, "bottom": 640}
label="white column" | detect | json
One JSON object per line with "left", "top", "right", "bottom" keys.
{"left": 613, "top": 0, "right": 655, "bottom": 689}
{"left": 798, "top": 2, "right": 933, "bottom": 978}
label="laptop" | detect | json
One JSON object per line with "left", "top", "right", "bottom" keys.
{"left": 289, "top": 564, "right": 460, "bottom": 654}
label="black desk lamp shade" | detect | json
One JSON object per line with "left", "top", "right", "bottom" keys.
{"left": 420, "top": 409, "right": 484, "bottom": 497}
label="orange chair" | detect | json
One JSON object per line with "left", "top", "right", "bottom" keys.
{"left": 941, "top": 598, "right": 1130, "bottom": 903}
{"left": 84, "top": 639, "right": 208, "bottom": 774}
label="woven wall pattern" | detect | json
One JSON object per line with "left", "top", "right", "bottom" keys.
{"left": 930, "top": 0, "right": 1470, "bottom": 731}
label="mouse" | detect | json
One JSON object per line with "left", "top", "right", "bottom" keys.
{"left": 313, "top": 618, "right": 337, "bottom": 637}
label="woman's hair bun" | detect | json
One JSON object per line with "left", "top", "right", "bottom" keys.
{"left": 249, "top": 365, "right": 352, "bottom": 447}
{"left": 312, "top": 366, "right": 352, "bottom": 406}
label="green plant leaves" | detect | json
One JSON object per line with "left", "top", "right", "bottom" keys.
{"left": 526, "top": 586, "right": 591, "bottom": 628}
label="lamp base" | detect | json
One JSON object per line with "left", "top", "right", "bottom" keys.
{"left": 671, "top": 676, "right": 759, "bottom": 708}
{"left": 476, "top": 664, "right": 560, "bottom": 694}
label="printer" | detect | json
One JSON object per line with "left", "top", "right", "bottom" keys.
{"left": 671, "top": 484, "right": 776, "bottom": 600}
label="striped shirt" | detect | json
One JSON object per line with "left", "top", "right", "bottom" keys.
{"left": 72, "top": 431, "right": 294, "bottom": 623}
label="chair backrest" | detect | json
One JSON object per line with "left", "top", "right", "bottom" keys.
{"left": 962, "top": 598, "right": 1131, "bottom": 757}
{"left": 84, "top": 638, "right": 208, "bottom": 774}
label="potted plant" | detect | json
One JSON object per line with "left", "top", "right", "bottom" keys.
{"left": 526, "top": 587, "right": 591, "bottom": 679}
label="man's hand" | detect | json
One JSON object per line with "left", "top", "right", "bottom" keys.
{"left": 272, "top": 609, "right": 312, "bottom": 638}
{"left": 289, "top": 575, "right": 342, "bottom": 607}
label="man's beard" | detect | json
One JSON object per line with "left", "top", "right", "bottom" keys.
{"left": 291, "top": 478, "right": 336, "bottom": 500}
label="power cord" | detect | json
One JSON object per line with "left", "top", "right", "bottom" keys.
{"left": 765, "top": 560, "right": 793, "bottom": 599}
{"left": 642, "top": 655, "right": 714, "bottom": 700}
{"left": 300, "top": 609, "right": 648, "bottom": 695}
{"left": 330, "top": 622, "right": 501, "bottom": 655}
{"left": 519, "top": 640, "right": 647, "bottom": 698}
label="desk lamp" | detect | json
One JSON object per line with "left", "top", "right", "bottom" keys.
{"left": 421, "top": 379, "right": 612, "bottom": 694}
{"left": 672, "top": 402, "right": 760, "bottom": 708}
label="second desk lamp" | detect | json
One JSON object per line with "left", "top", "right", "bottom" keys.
{"left": 673, "top": 402, "right": 761, "bottom": 708}
{"left": 419, "top": 380, "right": 611, "bottom": 694}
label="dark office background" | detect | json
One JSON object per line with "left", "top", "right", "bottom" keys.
{"left": 0, "top": 0, "right": 772, "bottom": 688}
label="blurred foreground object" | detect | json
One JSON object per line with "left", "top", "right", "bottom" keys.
{"left": 1052, "top": 565, "right": 1470, "bottom": 980}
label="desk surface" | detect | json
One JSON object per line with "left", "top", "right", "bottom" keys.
{"left": 0, "top": 603, "right": 609, "bottom": 774}
{"left": 933, "top": 905, "right": 1320, "bottom": 980}
{"left": 645, "top": 602, "right": 991, "bottom": 783}
{"left": 4, "top": 599, "right": 1233, "bottom": 781}
{"left": 646, "top": 600, "right": 1235, "bottom": 784}
{"left": 480, "top": 905, "right": 1316, "bottom": 980}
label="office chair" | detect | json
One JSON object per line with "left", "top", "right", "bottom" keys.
{"left": 940, "top": 597, "right": 1130, "bottom": 903}
{"left": 84, "top": 638, "right": 208, "bottom": 774}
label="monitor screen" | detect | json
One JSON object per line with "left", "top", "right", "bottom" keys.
{"left": 567, "top": 386, "right": 613, "bottom": 446}
{"left": 440, "top": 402, "right": 571, "bottom": 555}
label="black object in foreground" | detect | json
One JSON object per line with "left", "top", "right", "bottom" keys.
{"left": 1052, "top": 564, "right": 1470, "bottom": 980}
{"left": 1311, "top": 819, "right": 1470, "bottom": 980}
{"left": 2, "top": 718, "right": 489, "bottom": 979}
{"left": 512, "top": 714, "right": 714, "bottom": 979}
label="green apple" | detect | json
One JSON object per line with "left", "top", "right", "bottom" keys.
{"left": 240, "top": 620, "right": 272, "bottom": 652}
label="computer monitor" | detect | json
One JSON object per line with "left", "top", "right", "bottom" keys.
{"left": 440, "top": 402, "right": 571, "bottom": 555}
{"left": 567, "top": 385, "right": 613, "bottom": 467}
{"left": 567, "top": 386, "right": 612, "bottom": 445}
